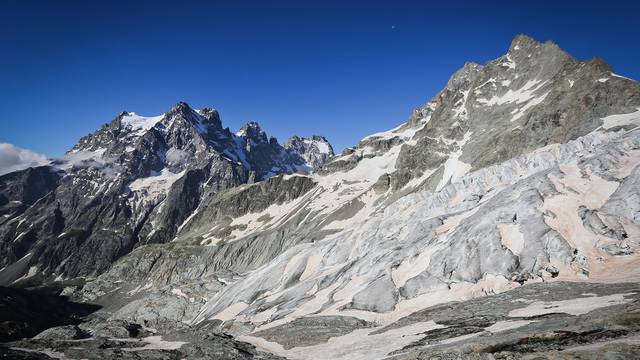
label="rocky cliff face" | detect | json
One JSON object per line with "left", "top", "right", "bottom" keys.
{"left": 2, "top": 35, "right": 640, "bottom": 360}
{"left": 285, "top": 135, "right": 334, "bottom": 169}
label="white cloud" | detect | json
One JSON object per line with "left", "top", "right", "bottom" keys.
{"left": 0, "top": 143, "right": 50, "bottom": 176}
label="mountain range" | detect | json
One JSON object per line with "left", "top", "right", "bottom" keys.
{"left": 0, "top": 103, "right": 333, "bottom": 280}
{"left": 1, "top": 34, "right": 639, "bottom": 359}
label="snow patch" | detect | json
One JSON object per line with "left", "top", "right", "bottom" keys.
{"left": 510, "top": 91, "right": 550, "bottom": 122}
{"left": 129, "top": 169, "right": 185, "bottom": 197}
{"left": 601, "top": 107, "right": 640, "bottom": 130}
{"left": 121, "top": 113, "right": 165, "bottom": 131}
{"left": 243, "top": 321, "right": 444, "bottom": 360}
{"left": 508, "top": 293, "right": 633, "bottom": 317}
{"left": 476, "top": 79, "right": 547, "bottom": 107}
{"left": 501, "top": 55, "right": 516, "bottom": 69}
{"left": 611, "top": 73, "right": 635, "bottom": 81}
{"left": 485, "top": 320, "right": 534, "bottom": 333}
{"left": 171, "top": 288, "right": 195, "bottom": 303}
{"left": 497, "top": 223, "right": 525, "bottom": 256}
{"left": 213, "top": 302, "right": 249, "bottom": 322}
{"left": 436, "top": 131, "right": 473, "bottom": 191}
{"left": 542, "top": 162, "right": 619, "bottom": 266}
{"left": 361, "top": 116, "right": 429, "bottom": 143}
{"left": 123, "top": 336, "right": 187, "bottom": 352}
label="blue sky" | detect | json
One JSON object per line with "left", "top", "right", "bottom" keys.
{"left": 1, "top": 1, "right": 639, "bottom": 156}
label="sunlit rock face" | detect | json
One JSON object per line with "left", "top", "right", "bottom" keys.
{"left": 2, "top": 35, "right": 640, "bottom": 360}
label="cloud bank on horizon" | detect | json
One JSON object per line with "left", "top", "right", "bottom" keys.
{"left": 0, "top": 143, "right": 50, "bottom": 176}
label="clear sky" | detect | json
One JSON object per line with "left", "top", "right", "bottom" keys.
{"left": 1, "top": 0, "right": 639, "bottom": 156}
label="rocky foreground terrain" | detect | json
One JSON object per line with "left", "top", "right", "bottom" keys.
{"left": 1, "top": 35, "right": 640, "bottom": 359}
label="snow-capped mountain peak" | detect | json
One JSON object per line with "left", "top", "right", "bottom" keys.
{"left": 119, "top": 112, "right": 166, "bottom": 131}
{"left": 236, "top": 121, "right": 267, "bottom": 141}
{"left": 0, "top": 100, "right": 334, "bottom": 278}
{"left": 3, "top": 34, "right": 640, "bottom": 360}
{"left": 285, "top": 135, "right": 334, "bottom": 168}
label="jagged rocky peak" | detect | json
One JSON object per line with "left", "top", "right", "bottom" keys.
{"left": 285, "top": 135, "right": 334, "bottom": 168}
{"left": 395, "top": 33, "right": 640, "bottom": 179}
{"left": 321, "top": 33, "right": 640, "bottom": 184}
{"left": 506, "top": 34, "right": 574, "bottom": 65}
{"left": 109, "top": 101, "right": 221, "bottom": 136}
{"left": 237, "top": 121, "right": 268, "bottom": 143}
{"left": 0, "top": 98, "right": 336, "bottom": 281}
{"left": 445, "top": 61, "right": 484, "bottom": 90}
{"left": 69, "top": 101, "right": 335, "bottom": 182}
{"left": 167, "top": 101, "right": 223, "bottom": 130}
{"left": 198, "top": 107, "right": 223, "bottom": 128}
{"left": 231, "top": 123, "right": 334, "bottom": 179}
{"left": 165, "top": 37, "right": 640, "bottom": 359}
{"left": 407, "top": 100, "right": 437, "bottom": 127}
{"left": 4, "top": 34, "right": 640, "bottom": 359}
{"left": 71, "top": 101, "right": 196, "bottom": 153}
{"left": 169, "top": 100, "right": 191, "bottom": 113}
{"left": 509, "top": 33, "right": 551, "bottom": 52}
